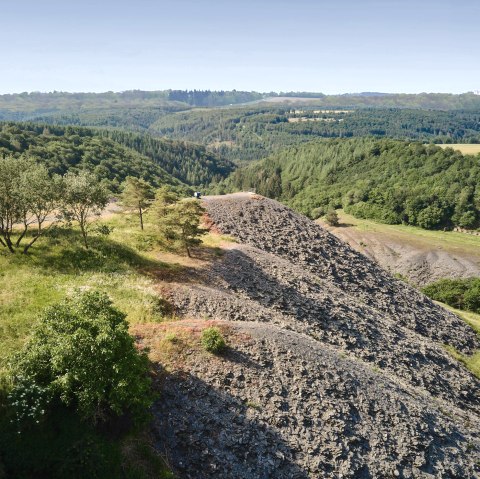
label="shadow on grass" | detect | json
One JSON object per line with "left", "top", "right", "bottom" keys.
{"left": 9, "top": 228, "right": 173, "bottom": 277}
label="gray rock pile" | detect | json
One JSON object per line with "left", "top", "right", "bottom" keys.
{"left": 154, "top": 194, "right": 480, "bottom": 478}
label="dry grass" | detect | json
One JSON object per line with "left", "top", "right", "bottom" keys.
{"left": 437, "top": 144, "right": 480, "bottom": 155}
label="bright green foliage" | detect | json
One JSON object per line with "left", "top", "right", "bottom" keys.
{"left": 227, "top": 138, "right": 480, "bottom": 230}
{"left": 62, "top": 171, "right": 109, "bottom": 247}
{"left": 201, "top": 327, "right": 226, "bottom": 354}
{"left": 0, "top": 157, "right": 62, "bottom": 253}
{"left": 158, "top": 199, "right": 206, "bottom": 257}
{"left": 8, "top": 291, "right": 152, "bottom": 424}
{"left": 150, "top": 186, "right": 180, "bottom": 218}
{"left": 121, "top": 177, "right": 155, "bottom": 230}
{"left": 422, "top": 278, "right": 480, "bottom": 313}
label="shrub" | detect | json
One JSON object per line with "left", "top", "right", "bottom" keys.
{"left": 325, "top": 209, "right": 339, "bottom": 226}
{"left": 422, "top": 278, "right": 480, "bottom": 313}
{"left": 201, "top": 327, "right": 226, "bottom": 354}
{"left": 8, "top": 291, "right": 152, "bottom": 425}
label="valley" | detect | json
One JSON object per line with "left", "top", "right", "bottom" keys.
{"left": 1, "top": 93, "right": 480, "bottom": 479}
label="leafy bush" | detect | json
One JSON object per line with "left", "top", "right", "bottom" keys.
{"left": 201, "top": 327, "right": 226, "bottom": 354}
{"left": 422, "top": 278, "right": 480, "bottom": 313}
{"left": 325, "top": 209, "right": 339, "bottom": 226}
{"left": 8, "top": 291, "right": 152, "bottom": 425}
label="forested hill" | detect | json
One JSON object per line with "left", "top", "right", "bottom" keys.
{"left": 148, "top": 107, "right": 480, "bottom": 162}
{"left": 97, "top": 129, "right": 235, "bottom": 186}
{"left": 0, "top": 90, "right": 264, "bottom": 120}
{"left": 225, "top": 138, "right": 480, "bottom": 230}
{"left": 0, "top": 122, "right": 233, "bottom": 191}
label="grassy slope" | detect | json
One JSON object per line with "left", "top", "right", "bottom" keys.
{"left": 0, "top": 208, "right": 231, "bottom": 479}
{"left": 332, "top": 209, "right": 480, "bottom": 260}
{"left": 437, "top": 303, "right": 480, "bottom": 378}
{"left": 0, "top": 213, "right": 179, "bottom": 370}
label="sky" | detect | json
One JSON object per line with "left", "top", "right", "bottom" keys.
{"left": 0, "top": 0, "right": 478, "bottom": 94}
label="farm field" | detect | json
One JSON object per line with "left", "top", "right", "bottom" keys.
{"left": 438, "top": 143, "right": 480, "bottom": 154}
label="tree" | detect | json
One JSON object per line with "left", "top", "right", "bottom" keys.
{"left": 325, "top": 209, "right": 339, "bottom": 226}
{"left": 120, "top": 177, "right": 154, "bottom": 230}
{"left": 159, "top": 199, "right": 206, "bottom": 257}
{"left": 20, "top": 165, "right": 62, "bottom": 254}
{"left": 0, "top": 158, "right": 27, "bottom": 253}
{"left": 150, "top": 185, "right": 179, "bottom": 218}
{"left": 62, "top": 172, "right": 109, "bottom": 248}
{"left": 8, "top": 291, "right": 152, "bottom": 425}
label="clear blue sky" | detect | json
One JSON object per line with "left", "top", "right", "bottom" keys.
{"left": 1, "top": 0, "right": 478, "bottom": 94}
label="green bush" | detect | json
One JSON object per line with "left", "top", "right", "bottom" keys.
{"left": 422, "top": 278, "right": 480, "bottom": 313}
{"left": 325, "top": 209, "right": 339, "bottom": 226}
{"left": 8, "top": 290, "right": 152, "bottom": 425}
{"left": 201, "top": 327, "right": 226, "bottom": 354}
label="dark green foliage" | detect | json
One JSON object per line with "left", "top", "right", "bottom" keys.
{"left": 422, "top": 278, "right": 480, "bottom": 313}
{"left": 0, "top": 122, "right": 233, "bottom": 192}
{"left": 226, "top": 138, "right": 480, "bottom": 230}
{"left": 201, "top": 327, "right": 226, "bottom": 354}
{"left": 98, "top": 129, "right": 235, "bottom": 186}
{"left": 0, "top": 122, "right": 182, "bottom": 192}
{"left": 0, "top": 291, "right": 156, "bottom": 478}
{"left": 148, "top": 107, "right": 480, "bottom": 163}
{"left": 157, "top": 199, "right": 207, "bottom": 257}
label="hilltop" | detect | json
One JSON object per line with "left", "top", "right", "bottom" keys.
{"left": 140, "top": 194, "right": 480, "bottom": 478}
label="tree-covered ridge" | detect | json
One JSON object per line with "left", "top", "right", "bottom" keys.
{"left": 0, "top": 123, "right": 233, "bottom": 190}
{"left": 1, "top": 91, "right": 480, "bottom": 120}
{"left": 225, "top": 138, "right": 480, "bottom": 230}
{"left": 0, "top": 90, "right": 264, "bottom": 120}
{"left": 148, "top": 107, "right": 480, "bottom": 162}
{"left": 0, "top": 123, "right": 181, "bottom": 192}
{"left": 98, "top": 129, "right": 235, "bottom": 186}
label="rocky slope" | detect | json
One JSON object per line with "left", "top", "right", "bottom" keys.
{"left": 151, "top": 193, "right": 480, "bottom": 478}
{"left": 317, "top": 218, "right": 480, "bottom": 286}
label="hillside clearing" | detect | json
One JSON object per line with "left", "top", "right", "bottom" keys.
{"left": 318, "top": 210, "right": 480, "bottom": 285}
{"left": 438, "top": 144, "right": 480, "bottom": 155}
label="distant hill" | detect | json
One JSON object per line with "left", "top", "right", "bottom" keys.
{"left": 1, "top": 90, "right": 480, "bottom": 123}
{"left": 146, "top": 107, "right": 480, "bottom": 162}
{"left": 225, "top": 137, "right": 480, "bottom": 230}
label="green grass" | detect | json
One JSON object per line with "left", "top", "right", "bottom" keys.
{"left": 0, "top": 211, "right": 185, "bottom": 477}
{"left": 437, "top": 302, "right": 480, "bottom": 378}
{"left": 333, "top": 209, "right": 480, "bottom": 258}
{"left": 0, "top": 213, "right": 183, "bottom": 372}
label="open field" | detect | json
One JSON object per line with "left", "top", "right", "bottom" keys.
{"left": 437, "top": 144, "right": 480, "bottom": 155}
{"left": 318, "top": 210, "right": 480, "bottom": 285}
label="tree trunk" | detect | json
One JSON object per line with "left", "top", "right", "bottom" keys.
{"left": 15, "top": 219, "right": 29, "bottom": 247}
{"left": 80, "top": 222, "right": 89, "bottom": 249}
{"left": 139, "top": 207, "right": 144, "bottom": 230}
{"left": 3, "top": 233, "right": 15, "bottom": 254}
{"left": 23, "top": 222, "right": 42, "bottom": 254}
